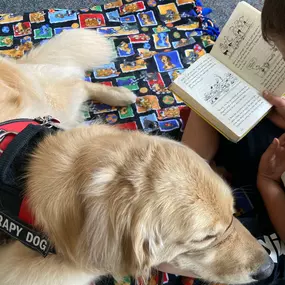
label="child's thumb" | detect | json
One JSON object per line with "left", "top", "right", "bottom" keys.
{"left": 263, "top": 91, "right": 285, "bottom": 108}
{"left": 265, "top": 138, "right": 279, "bottom": 159}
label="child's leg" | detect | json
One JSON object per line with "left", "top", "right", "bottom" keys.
{"left": 182, "top": 111, "right": 220, "bottom": 161}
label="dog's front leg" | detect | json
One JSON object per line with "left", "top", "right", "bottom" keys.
{"left": 84, "top": 82, "right": 136, "bottom": 106}
{"left": 0, "top": 242, "right": 96, "bottom": 285}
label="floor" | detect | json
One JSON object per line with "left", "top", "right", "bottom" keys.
{"left": 203, "top": 0, "right": 264, "bottom": 27}
{"left": 0, "top": 0, "right": 264, "bottom": 28}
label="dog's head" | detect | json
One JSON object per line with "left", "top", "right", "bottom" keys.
{"left": 27, "top": 126, "right": 273, "bottom": 284}
{"left": 0, "top": 58, "right": 26, "bottom": 121}
{"left": 0, "top": 57, "right": 44, "bottom": 122}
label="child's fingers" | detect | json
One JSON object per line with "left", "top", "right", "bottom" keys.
{"left": 263, "top": 91, "right": 285, "bottom": 108}
{"left": 267, "top": 111, "right": 285, "bottom": 130}
{"left": 279, "top": 133, "right": 285, "bottom": 146}
{"left": 263, "top": 138, "right": 279, "bottom": 162}
{"left": 277, "top": 136, "right": 285, "bottom": 158}
{"left": 259, "top": 139, "right": 279, "bottom": 175}
{"left": 277, "top": 148, "right": 285, "bottom": 162}
{"left": 272, "top": 137, "right": 279, "bottom": 150}
{"left": 276, "top": 146, "right": 285, "bottom": 171}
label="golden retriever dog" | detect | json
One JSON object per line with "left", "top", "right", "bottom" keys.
{"left": 0, "top": 29, "right": 274, "bottom": 285}
{"left": 0, "top": 29, "right": 136, "bottom": 128}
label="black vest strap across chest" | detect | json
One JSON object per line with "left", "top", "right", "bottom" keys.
{"left": 0, "top": 119, "right": 59, "bottom": 256}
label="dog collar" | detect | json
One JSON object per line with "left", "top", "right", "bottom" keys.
{"left": 0, "top": 116, "right": 59, "bottom": 257}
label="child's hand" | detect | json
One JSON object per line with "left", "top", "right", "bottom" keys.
{"left": 263, "top": 91, "right": 285, "bottom": 129}
{"left": 258, "top": 133, "right": 285, "bottom": 183}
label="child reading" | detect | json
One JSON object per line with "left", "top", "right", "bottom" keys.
{"left": 181, "top": 0, "right": 285, "bottom": 283}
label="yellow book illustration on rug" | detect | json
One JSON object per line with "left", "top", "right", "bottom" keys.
{"left": 170, "top": 1, "right": 285, "bottom": 143}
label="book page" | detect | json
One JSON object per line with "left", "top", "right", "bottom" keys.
{"left": 174, "top": 54, "right": 271, "bottom": 137}
{"left": 210, "top": 1, "right": 285, "bottom": 96}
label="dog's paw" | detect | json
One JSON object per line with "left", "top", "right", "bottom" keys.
{"left": 110, "top": 87, "right": 137, "bottom": 106}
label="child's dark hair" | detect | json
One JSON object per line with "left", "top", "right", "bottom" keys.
{"left": 261, "top": 0, "right": 285, "bottom": 42}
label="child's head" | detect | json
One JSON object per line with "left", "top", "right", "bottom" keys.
{"left": 262, "top": 0, "right": 285, "bottom": 57}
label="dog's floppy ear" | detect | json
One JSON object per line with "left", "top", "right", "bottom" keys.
{"left": 121, "top": 211, "right": 157, "bottom": 278}
{"left": 0, "top": 58, "right": 37, "bottom": 111}
{"left": 0, "top": 81, "right": 20, "bottom": 105}
{"left": 0, "top": 60, "right": 22, "bottom": 105}
{"left": 80, "top": 175, "right": 161, "bottom": 278}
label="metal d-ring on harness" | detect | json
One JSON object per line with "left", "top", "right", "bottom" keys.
{"left": 0, "top": 130, "right": 18, "bottom": 154}
{"left": 0, "top": 116, "right": 59, "bottom": 154}
{"left": 34, "top": 115, "right": 60, "bottom": 128}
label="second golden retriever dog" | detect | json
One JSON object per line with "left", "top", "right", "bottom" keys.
{"left": 0, "top": 29, "right": 136, "bottom": 128}
{"left": 0, "top": 29, "right": 274, "bottom": 285}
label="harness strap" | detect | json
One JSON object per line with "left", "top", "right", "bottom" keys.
{"left": 0, "top": 210, "right": 53, "bottom": 257}
{"left": 0, "top": 118, "right": 59, "bottom": 256}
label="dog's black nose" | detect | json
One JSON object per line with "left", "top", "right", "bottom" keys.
{"left": 251, "top": 257, "right": 274, "bottom": 281}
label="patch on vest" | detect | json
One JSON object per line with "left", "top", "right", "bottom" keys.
{"left": 0, "top": 211, "right": 51, "bottom": 257}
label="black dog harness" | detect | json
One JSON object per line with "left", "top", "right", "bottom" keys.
{"left": 0, "top": 116, "right": 59, "bottom": 257}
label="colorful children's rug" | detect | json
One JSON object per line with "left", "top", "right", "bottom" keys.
{"left": 0, "top": 0, "right": 219, "bottom": 140}
{"left": 0, "top": 1, "right": 224, "bottom": 285}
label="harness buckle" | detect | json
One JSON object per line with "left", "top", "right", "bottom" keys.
{"left": 34, "top": 116, "right": 60, "bottom": 128}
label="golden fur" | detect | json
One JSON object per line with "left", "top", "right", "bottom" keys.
{"left": 0, "top": 29, "right": 272, "bottom": 285}
{"left": 0, "top": 29, "right": 136, "bottom": 128}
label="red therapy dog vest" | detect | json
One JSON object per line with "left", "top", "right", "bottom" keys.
{"left": 0, "top": 114, "right": 188, "bottom": 258}
{"left": 0, "top": 117, "right": 59, "bottom": 257}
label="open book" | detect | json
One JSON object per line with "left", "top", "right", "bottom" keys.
{"left": 170, "top": 1, "right": 285, "bottom": 142}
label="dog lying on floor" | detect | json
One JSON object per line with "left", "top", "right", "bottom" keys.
{"left": 0, "top": 29, "right": 274, "bottom": 285}
{"left": 0, "top": 29, "right": 136, "bottom": 128}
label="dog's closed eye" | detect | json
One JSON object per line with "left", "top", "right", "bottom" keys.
{"left": 202, "top": 234, "right": 217, "bottom": 241}
{"left": 192, "top": 234, "right": 217, "bottom": 243}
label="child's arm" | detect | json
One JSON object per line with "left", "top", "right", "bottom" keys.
{"left": 257, "top": 177, "right": 285, "bottom": 241}
{"left": 182, "top": 111, "right": 220, "bottom": 161}
{"left": 257, "top": 134, "right": 285, "bottom": 241}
